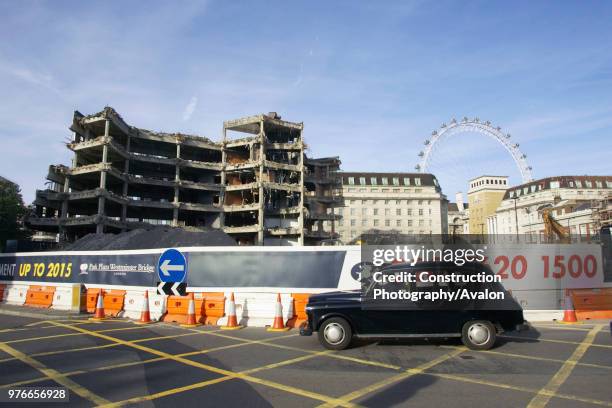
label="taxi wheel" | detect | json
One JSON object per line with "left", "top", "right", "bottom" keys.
{"left": 318, "top": 317, "right": 352, "bottom": 350}
{"left": 461, "top": 320, "right": 496, "bottom": 350}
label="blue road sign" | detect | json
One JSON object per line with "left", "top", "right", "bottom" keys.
{"left": 157, "top": 249, "right": 187, "bottom": 283}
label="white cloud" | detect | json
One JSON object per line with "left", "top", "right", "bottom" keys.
{"left": 182, "top": 96, "right": 198, "bottom": 121}
{"left": 0, "top": 62, "right": 59, "bottom": 94}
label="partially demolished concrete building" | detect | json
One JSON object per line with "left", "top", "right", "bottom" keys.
{"left": 28, "top": 107, "right": 342, "bottom": 246}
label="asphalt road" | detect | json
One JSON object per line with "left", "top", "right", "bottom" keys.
{"left": 0, "top": 313, "right": 610, "bottom": 407}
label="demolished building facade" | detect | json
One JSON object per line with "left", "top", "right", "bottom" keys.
{"left": 28, "top": 107, "right": 342, "bottom": 246}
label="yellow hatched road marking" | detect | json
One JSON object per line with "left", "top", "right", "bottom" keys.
{"left": 4, "top": 324, "right": 154, "bottom": 344}
{"left": 0, "top": 320, "right": 92, "bottom": 334}
{"left": 527, "top": 324, "right": 604, "bottom": 408}
{"left": 0, "top": 331, "right": 299, "bottom": 390}
{"left": 242, "top": 350, "right": 332, "bottom": 374}
{"left": 439, "top": 345, "right": 612, "bottom": 371}
{"left": 0, "top": 330, "right": 211, "bottom": 364}
{"left": 316, "top": 348, "right": 466, "bottom": 408}
{"left": 3, "top": 319, "right": 611, "bottom": 407}
{"left": 101, "top": 376, "right": 236, "bottom": 407}
{"left": 182, "top": 327, "right": 404, "bottom": 371}
{"left": 501, "top": 334, "right": 612, "bottom": 348}
{"left": 50, "top": 321, "right": 357, "bottom": 408}
{"left": 429, "top": 371, "right": 612, "bottom": 407}
{"left": 0, "top": 341, "right": 110, "bottom": 405}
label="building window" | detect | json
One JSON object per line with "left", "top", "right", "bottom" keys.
{"left": 382, "top": 177, "right": 388, "bottom": 185}
{"left": 407, "top": 209, "right": 412, "bottom": 216}
{"left": 407, "top": 220, "right": 412, "bottom": 226}
{"left": 569, "top": 181, "right": 574, "bottom": 187}
{"left": 419, "top": 209, "right": 423, "bottom": 216}
{"left": 384, "top": 200, "right": 390, "bottom": 204}
{"left": 385, "top": 220, "right": 390, "bottom": 227}
{"left": 392, "top": 177, "right": 399, "bottom": 185}
{"left": 403, "top": 177, "right": 410, "bottom": 185}
{"left": 396, "top": 209, "right": 402, "bottom": 216}
{"left": 361, "top": 219, "right": 367, "bottom": 226}
{"left": 373, "top": 208, "right": 378, "bottom": 216}
{"left": 419, "top": 220, "right": 424, "bottom": 226}
{"left": 418, "top": 200, "right": 422, "bottom": 205}
{"left": 396, "top": 200, "right": 401, "bottom": 205}
{"left": 350, "top": 208, "right": 356, "bottom": 216}
{"left": 359, "top": 177, "right": 366, "bottom": 185}
{"left": 607, "top": 181, "right": 612, "bottom": 188}
{"left": 338, "top": 220, "right": 343, "bottom": 226}
{"left": 348, "top": 177, "right": 355, "bottom": 185}
{"left": 596, "top": 181, "right": 603, "bottom": 188}
{"left": 362, "top": 208, "right": 367, "bottom": 215}
{"left": 370, "top": 177, "right": 377, "bottom": 185}
{"left": 396, "top": 220, "right": 401, "bottom": 227}
{"left": 350, "top": 219, "right": 356, "bottom": 226}
{"left": 414, "top": 178, "right": 421, "bottom": 186}
{"left": 373, "top": 219, "right": 379, "bottom": 226}
{"left": 550, "top": 181, "right": 560, "bottom": 189}
{"left": 585, "top": 180, "right": 592, "bottom": 188}
{"left": 576, "top": 180, "right": 582, "bottom": 188}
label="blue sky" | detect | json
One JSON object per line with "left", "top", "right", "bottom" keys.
{"left": 1, "top": 1, "right": 611, "bottom": 203}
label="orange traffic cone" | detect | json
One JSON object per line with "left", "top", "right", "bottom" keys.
{"left": 180, "top": 293, "right": 201, "bottom": 327}
{"left": 89, "top": 291, "right": 106, "bottom": 321}
{"left": 267, "top": 293, "right": 290, "bottom": 332}
{"left": 561, "top": 290, "right": 578, "bottom": 324}
{"left": 135, "top": 291, "right": 152, "bottom": 325}
{"left": 221, "top": 292, "right": 242, "bottom": 330}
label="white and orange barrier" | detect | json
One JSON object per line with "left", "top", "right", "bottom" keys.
{"left": 122, "top": 290, "right": 166, "bottom": 321}
{"left": 571, "top": 288, "right": 612, "bottom": 320}
{"left": 51, "top": 284, "right": 82, "bottom": 311}
{"left": 194, "top": 292, "right": 226, "bottom": 325}
{"left": 1, "top": 282, "right": 82, "bottom": 311}
{"left": 3, "top": 284, "right": 28, "bottom": 305}
{"left": 86, "top": 288, "right": 104, "bottom": 313}
{"left": 216, "top": 292, "right": 293, "bottom": 328}
{"left": 286, "top": 293, "right": 311, "bottom": 329}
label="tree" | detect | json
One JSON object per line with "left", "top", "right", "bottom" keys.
{"left": 0, "top": 177, "right": 31, "bottom": 252}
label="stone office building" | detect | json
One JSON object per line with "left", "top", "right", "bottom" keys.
{"left": 334, "top": 172, "right": 448, "bottom": 243}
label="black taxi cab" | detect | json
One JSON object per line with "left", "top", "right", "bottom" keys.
{"left": 300, "top": 261, "right": 528, "bottom": 350}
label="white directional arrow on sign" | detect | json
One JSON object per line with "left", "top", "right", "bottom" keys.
{"left": 159, "top": 259, "right": 185, "bottom": 276}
